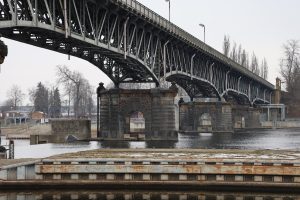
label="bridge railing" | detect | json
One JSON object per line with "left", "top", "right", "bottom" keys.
{"left": 114, "top": 0, "right": 274, "bottom": 89}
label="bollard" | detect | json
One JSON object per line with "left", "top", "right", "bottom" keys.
{"left": 8, "top": 140, "right": 14, "bottom": 159}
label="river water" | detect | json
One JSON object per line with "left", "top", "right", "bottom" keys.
{"left": 1, "top": 128, "right": 300, "bottom": 159}
{"left": 1, "top": 128, "right": 300, "bottom": 199}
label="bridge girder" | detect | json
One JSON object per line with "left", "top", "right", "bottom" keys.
{"left": 0, "top": 0, "right": 273, "bottom": 105}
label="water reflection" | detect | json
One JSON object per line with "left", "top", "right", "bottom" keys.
{"left": 0, "top": 190, "right": 298, "bottom": 200}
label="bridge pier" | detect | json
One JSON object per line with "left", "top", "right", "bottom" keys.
{"left": 232, "top": 105, "right": 262, "bottom": 129}
{"left": 179, "top": 101, "right": 265, "bottom": 133}
{"left": 98, "top": 84, "right": 178, "bottom": 141}
{"left": 179, "top": 101, "right": 233, "bottom": 133}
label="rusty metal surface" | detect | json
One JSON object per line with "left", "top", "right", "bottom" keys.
{"left": 37, "top": 164, "right": 300, "bottom": 176}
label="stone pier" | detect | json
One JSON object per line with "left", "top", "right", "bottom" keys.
{"left": 98, "top": 84, "right": 178, "bottom": 140}
{"left": 179, "top": 102, "right": 233, "bottom": 133}
{"left": 232, "top": 105, "right": 262, "bottom": 129}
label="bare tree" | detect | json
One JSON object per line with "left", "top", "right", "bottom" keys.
{"left": 230, "top": 42, "right": 237, "bottom": 62}
{"left": 223, "top": 35, "right": 231, "bottom": 57}
{"left": 280, "top": 40, "right": 300, "bottom": 93}
{"left": 28, "top": 87, "right": 36, "bottom": 106}
{"left": 241, "top": 49, "right": 247, "bottom": 67}
{"left": 56, "top": 65, "right": 94, "bottom": 118}
{"left": 250, "top": 53, "right": 259, "bottom": 75}
{"left": 6, "top": 85, "right": 24, "bottom": 109}
{"left": 260, "top": 58, "right": 268, "bottom": 80}
{"left": 237, "top": 44, "right": 242, "bottom": 64}
{"left": 57, "top": 65, "right": 83, "bottom": 118}
{"left": 222, "top": 36, "right": 268, "bottom": 74}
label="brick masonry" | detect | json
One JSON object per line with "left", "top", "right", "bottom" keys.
{"left": 179, "top": 102, "right": 233, "bottom": 133}
{"left": 232, "top": 105, "right": 262, "bottom": 129}
{"left": 179, "top": 102, "right": 262, "bottom": 133}
{"left": 99, "top": 86, "right": 178, "bottom": 140}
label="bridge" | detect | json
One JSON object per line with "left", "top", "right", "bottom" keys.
{"left": 0, "top": 0, "right": 274, "bottom": 105}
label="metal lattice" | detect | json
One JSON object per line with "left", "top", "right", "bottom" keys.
{"left": 0, "top": 0, "right": 274, "bottom": 105}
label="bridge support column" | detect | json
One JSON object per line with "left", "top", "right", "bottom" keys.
{"left": 179, "top": 101, "right": 233, "bottom": 133}
{"left": 99, "top": 84, "right": 178, "bottom": 140}
{"left": 232, "top": 105, "right": 262, "bottom": 129}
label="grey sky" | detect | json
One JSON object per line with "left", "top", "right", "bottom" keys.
{"left": 1, "top": 0, "right": 300, "bottom": 105}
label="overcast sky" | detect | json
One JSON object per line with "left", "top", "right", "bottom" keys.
{"left": 1, "top": 0, "right": 300, "bottom": 105}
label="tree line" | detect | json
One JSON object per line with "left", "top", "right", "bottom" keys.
{"left": 3, "top": 65, "right": 95, "bottom": 119}
{"left": 223, "top": 35, "right": 268, "bottom": 80}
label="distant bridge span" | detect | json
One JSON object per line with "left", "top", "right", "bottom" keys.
{"left": 0, "top": 0, "right": 274, "bottom": 105}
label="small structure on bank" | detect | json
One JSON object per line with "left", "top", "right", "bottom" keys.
{"left": 3, "top": 111, "right": 30, "bottom": 125}
{"left": 260, "top": 78, "right": 286, "bottom": 122}
{"left": 31, "top": 111, "right": 47, "bottom": 124}
{"left": 30, "top": 119, "right": 91, "bottom": 144}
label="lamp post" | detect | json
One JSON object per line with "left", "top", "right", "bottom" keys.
{"left": 199, "top": 24, "right": 206, "bottom": 43}
{"left": 165, "top": 0, "right": 171, "bottom": 21}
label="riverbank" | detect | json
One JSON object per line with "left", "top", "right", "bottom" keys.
{"left": 0, "top": 123, "right": 98, "bottom": 140}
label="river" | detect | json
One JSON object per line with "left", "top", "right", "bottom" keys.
{"left": 1, "top": 128, "right": 300, "bottom": 159}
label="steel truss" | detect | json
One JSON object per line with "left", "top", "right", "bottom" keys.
{"left": 0, "top": 0, "right": 273, "bottom": 105}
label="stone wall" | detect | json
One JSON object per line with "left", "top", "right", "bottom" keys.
{"left": 30, "top": 119, "right": 91, "bottom": 144}
{"left": 51, "top": 119, "right": 91, "bottom": 142}
{"left": 179, "top": 102, "right": 233, "bottom": 133}
{"left": 232, "top": 106, "right": 261, "bottom": 129}
{"left": 99, "top": 87, "right": 178, "bottom": 140}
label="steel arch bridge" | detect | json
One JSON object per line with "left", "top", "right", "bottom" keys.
{"left": 0, "top": 0, "right": 274, "bottom": 105}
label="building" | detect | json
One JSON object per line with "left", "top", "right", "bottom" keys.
{"left": 4, "top": 110, "right": 30, "bottom": 125}
{"left": 31, "top": 111, "right": 47, "bottom": 123}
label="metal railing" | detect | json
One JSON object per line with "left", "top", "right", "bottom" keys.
{"left": 113, "top": 0, "right": 274, "bottom": 89}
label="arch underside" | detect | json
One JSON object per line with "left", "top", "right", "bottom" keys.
{"left": 1, "top": 25, "right": 271, "bottom": 105}
{"left": 0, "top": 27, "right": 157, "bottom": 85}
{"left": 222, "top": 90, "right": 251, "bottom": 105}
{"left": 166, "top": 74, "right": 221, "bottom": 99}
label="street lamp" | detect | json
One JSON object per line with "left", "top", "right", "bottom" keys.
{"left": 165, "top": 0, "right": 171, "bottom": 22}
{"left": 199, "top": 24, "right": 206, "bottom": 43}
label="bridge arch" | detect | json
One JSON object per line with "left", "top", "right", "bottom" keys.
{"left": 221, "top": 89, "right": 251, "bottom": 105}
{"left": 166, "top": 72, "right": 222, "bottom": 100}
{"left": 0, "top": 0, "right": 274, "bottom": 105}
